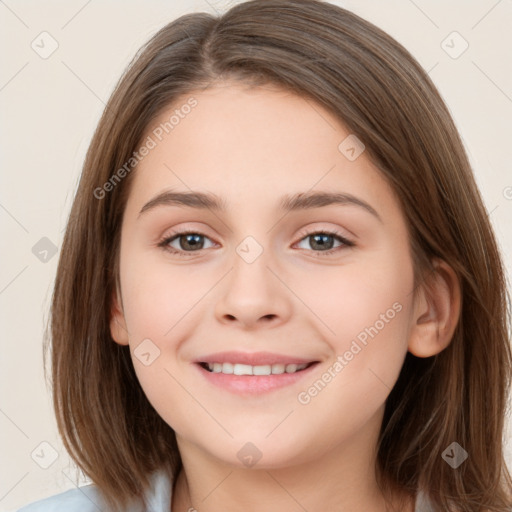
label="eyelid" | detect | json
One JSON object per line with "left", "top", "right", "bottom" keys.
{"left": 294, "top": 225, "right": 354, "bottom": 245}
{"left": 157, "top": 224, "right": 355, "bottom": 257}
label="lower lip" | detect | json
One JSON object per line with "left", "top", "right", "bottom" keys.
{"left": 195, "top": 362, "right": 319, "bottom": 395}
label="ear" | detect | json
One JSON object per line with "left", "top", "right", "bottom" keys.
{"left": 110, "top": 284, "right": 129, "bottom": 346}
{"left": 408, "top": 259, "right": 461, "bottom": 358}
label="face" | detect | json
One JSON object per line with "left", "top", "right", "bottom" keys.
{"left": 111, "top": 80, "right": 418, "bottom": 469}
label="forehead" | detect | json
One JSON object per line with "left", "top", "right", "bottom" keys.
{"left": 125, "top": 82, "right": 399, "bottom": 221}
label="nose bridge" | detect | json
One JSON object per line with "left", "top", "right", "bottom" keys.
{"left": 230, "top": 232, "right": 277, "bottom": 297}
{"left": 214, "top": 231, "right": 291, "bottom": 327}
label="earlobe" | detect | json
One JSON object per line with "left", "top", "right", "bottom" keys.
{"left": 109, "top": 287, "right": 130, "bottom": 346}
{"left": 408, "top": 259, "right": 461, "bottom": 358}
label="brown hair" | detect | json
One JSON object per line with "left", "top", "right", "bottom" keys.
{"left": 46, "top": 0, "right": 512, "bottom": 510}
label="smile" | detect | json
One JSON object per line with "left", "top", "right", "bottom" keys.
{"left": 195, "top": 359, "right": 320, "bottom": 395}
{"left": 200, "top": 362, "right": 312, "bottom": 375}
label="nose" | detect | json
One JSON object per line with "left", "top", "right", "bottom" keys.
{"left": 214, "top": 248, "right": 293, "bottom": 330}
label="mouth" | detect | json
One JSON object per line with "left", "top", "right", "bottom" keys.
{"left": 194, "top": 352, "right": 321, "bottom": 395}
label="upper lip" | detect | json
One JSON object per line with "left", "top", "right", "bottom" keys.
{"left": 195, "top": 351, "right": 319, "bottom": 366}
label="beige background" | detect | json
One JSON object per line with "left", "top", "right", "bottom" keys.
{"left": 1, "top": 0, "right": 511, "bottom": 510}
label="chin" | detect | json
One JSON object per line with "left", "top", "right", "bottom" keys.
{"left": 201, "top": 436, "right": 314, "bottom": 471}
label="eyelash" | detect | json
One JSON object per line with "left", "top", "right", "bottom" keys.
{"left": 157, "top": 228, "right": 355, "bottom": 258}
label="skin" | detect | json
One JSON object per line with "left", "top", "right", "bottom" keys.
{"left": 110, "top": 80, "right": 460, "bottom": 512}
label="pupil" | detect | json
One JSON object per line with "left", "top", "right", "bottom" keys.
{"left": 311, "top": 234, "right": 333, "bottom": 250}
{"left": 182, "top": 234, "right": 203, "bottom": 250}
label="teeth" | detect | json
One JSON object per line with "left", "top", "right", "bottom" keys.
{"left": 234, "top": 363, "right": 253, "bottom": 376}
{"left": 221, "top": 362, "right": 233, "bottom": 374}
{"left": 272, "top": 364, "right": 285, "bottom": 374}
{"left": 205, "top": 362, "right": 309, "bottom": 375}
{"left": 253, "top": 365, "right": 271, "bottom": 376}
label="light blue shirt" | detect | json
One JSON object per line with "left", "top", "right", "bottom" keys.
{"left": 16, "top": 469, "right": 172, "bottom": 512}
{"left": 15, "top": 468, "right": 434, "bottom": 511}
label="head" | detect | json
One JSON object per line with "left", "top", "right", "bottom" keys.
{"left": 47, "top": 1, "right": 512, "bottom": 511}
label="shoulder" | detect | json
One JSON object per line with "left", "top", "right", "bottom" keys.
{"left": 15, "top": 468, "right": 174, "bottom": 512}
{"left": 15, "top": 483, "right": 103, "bottom": 512}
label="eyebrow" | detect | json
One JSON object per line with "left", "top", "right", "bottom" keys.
{"left": 138, "top": 189, "right": 382, "bottom": 222}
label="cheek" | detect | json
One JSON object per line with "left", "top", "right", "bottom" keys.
{"left": 302, "top": 251, "right": 413, "bottom": 340}
{"left": 290, "top": 267, "right": 414, "bottom": 444}
{"left": 118, "top": 258, "right": 212, "bottom": 406}
{"left": 299, "top": 250, "right": 415, "bottom": 388}
{"left": 120, "top": 256, "right": 205, "bottom": 341}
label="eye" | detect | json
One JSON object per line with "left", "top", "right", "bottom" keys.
{"left": 157, "top": 228, "right": 355, "bottom": 257}
{"left": 294, "top": 228, "right": 355, "bottom": 256}
{"left": 158, "top": 230, "right": 216, "bottom": 256}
